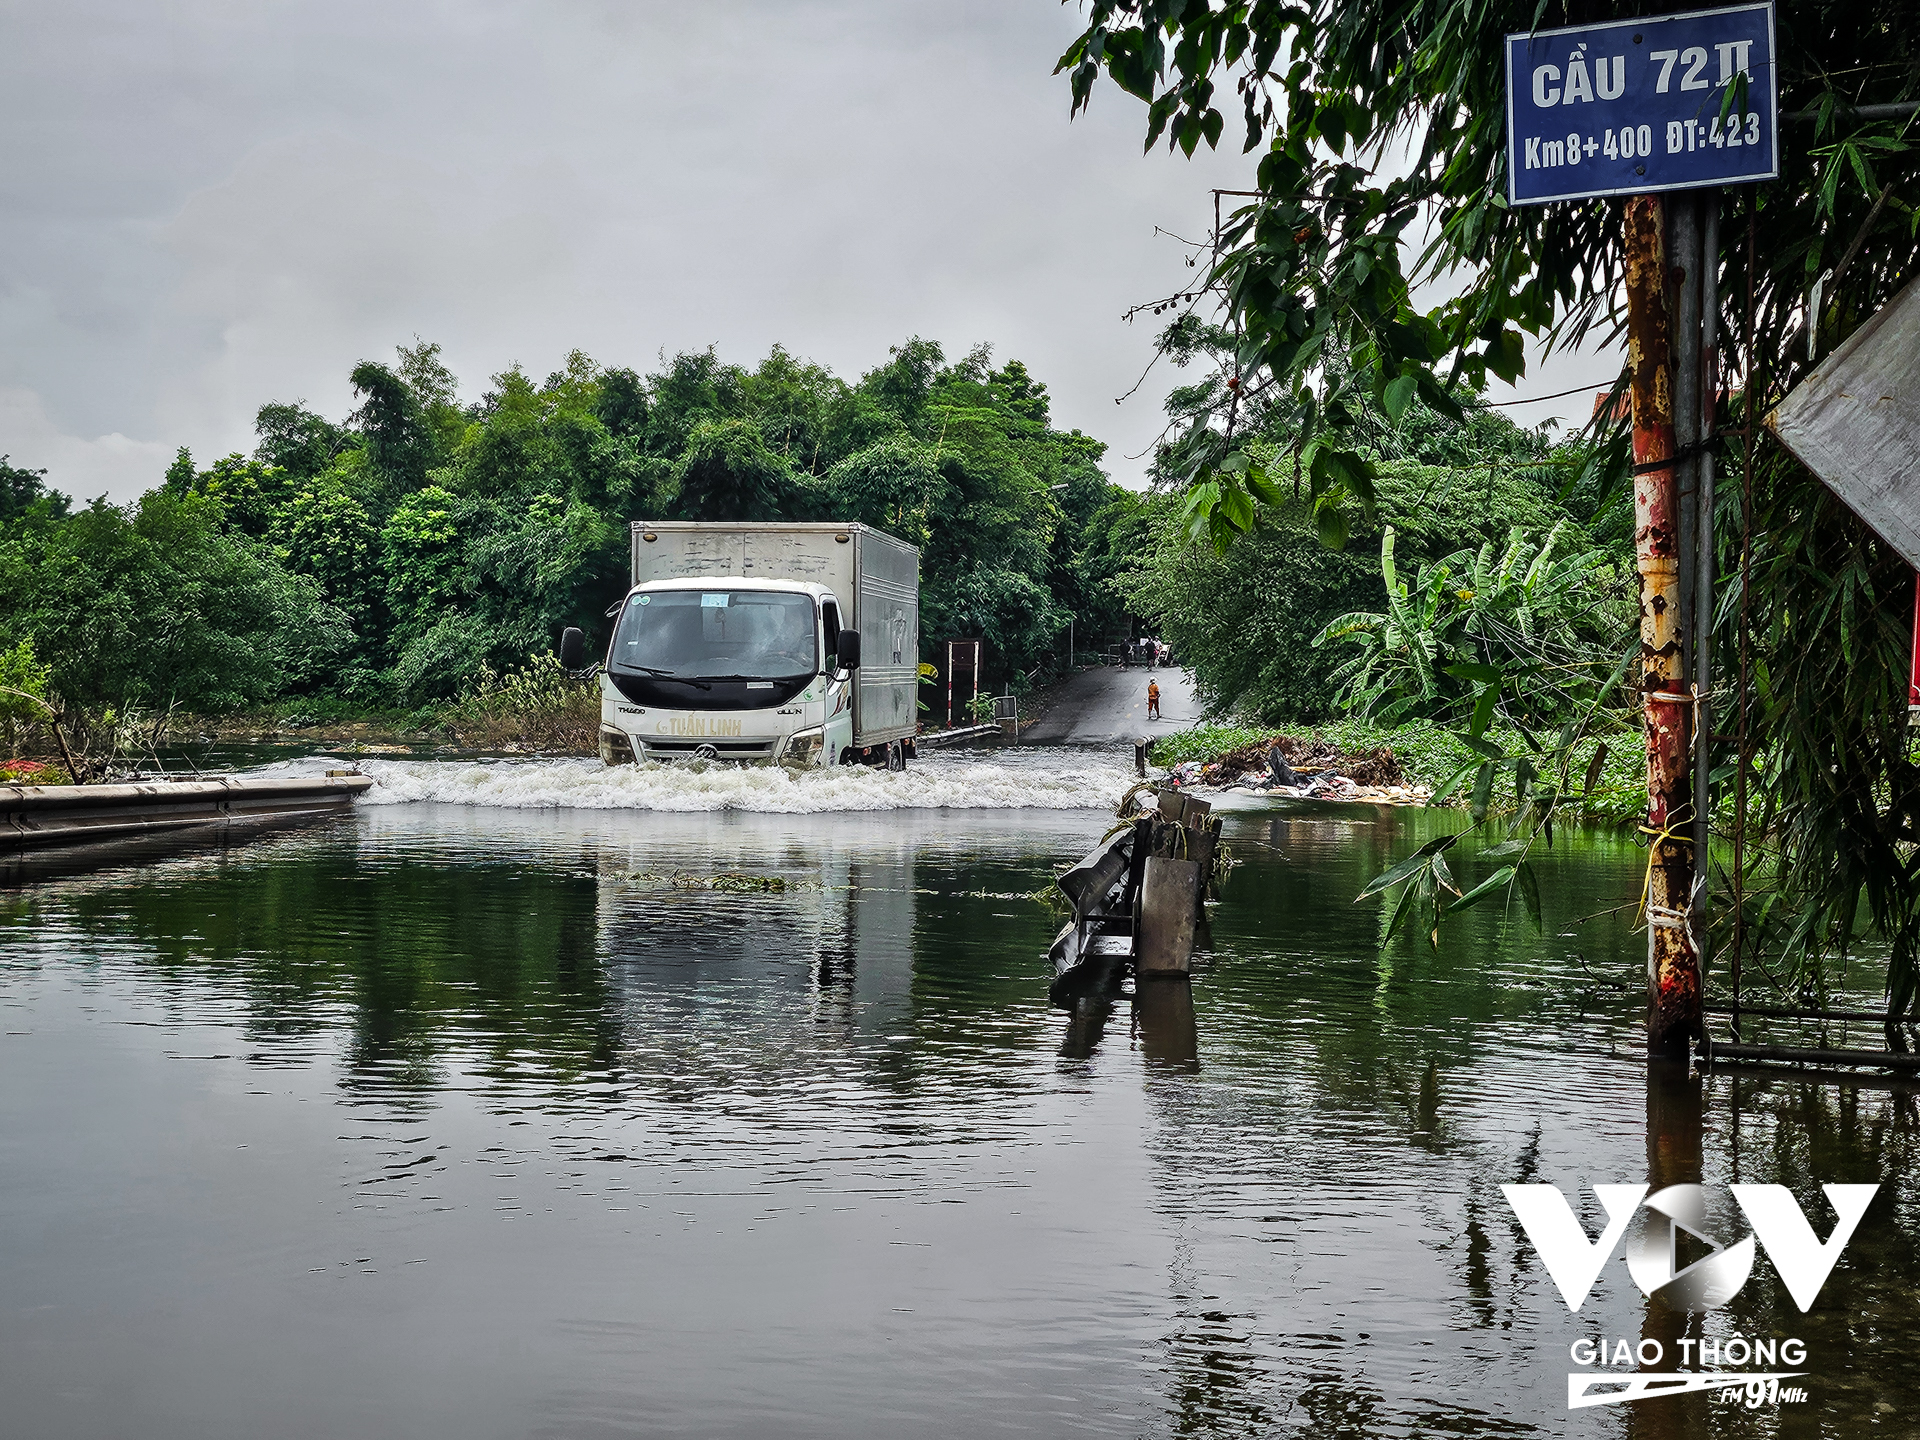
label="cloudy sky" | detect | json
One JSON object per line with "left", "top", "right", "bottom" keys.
{"left": 1, "top": 1, "right": 1613, "bottom": 504}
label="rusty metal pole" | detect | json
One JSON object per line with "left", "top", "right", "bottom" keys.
{"left": 1692, "top": 199, "right": 1720, "bottom": 967}
{"left": 1625, "top": 195, "right": 1700, "bottom": 1060}
{"left": 1670, "top": 195, "right": 1701, "bottom": 677}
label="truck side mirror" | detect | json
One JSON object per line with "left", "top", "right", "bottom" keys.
{"left": 837, "top": 628, "right": 861, "bottom": 670}
{"left": 558, "top": 626, "right": 586, "bottom": 671}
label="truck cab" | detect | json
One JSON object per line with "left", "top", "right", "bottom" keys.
{"left": 562, "top": 521, "right": 920, "bottom": 771}
{"left": 594, "top": 578, "right": 856, "bottom": 768}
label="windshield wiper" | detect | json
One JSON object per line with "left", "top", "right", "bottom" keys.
{"left": 690, "top": 673, "right": 813, "bottom": 684}
{"left": 617, "top": 664, "right": 711, "bottom": 690}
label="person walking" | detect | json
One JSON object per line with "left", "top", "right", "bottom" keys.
{"left": 1147, "top": 678, "right": 1161, "bottom": 720}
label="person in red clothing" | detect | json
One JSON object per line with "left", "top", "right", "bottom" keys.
{"left": 1147, "top": 679, "right": 1161, "bottom": 720}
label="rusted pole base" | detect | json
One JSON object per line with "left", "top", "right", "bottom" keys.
{"left": 1625, "top": 192, "right": 1701, "bottom": 1060}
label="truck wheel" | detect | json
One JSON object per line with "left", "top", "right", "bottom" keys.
{"left": 886, "top": 740, "right": 906, "bottom": 772}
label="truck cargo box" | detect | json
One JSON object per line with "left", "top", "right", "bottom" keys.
{"left": 629, "top": 521, "right": 920, "bottom": 748}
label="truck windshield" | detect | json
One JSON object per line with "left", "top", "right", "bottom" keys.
{"left": 610, "top": 589, "right": 817, "bottom": 682}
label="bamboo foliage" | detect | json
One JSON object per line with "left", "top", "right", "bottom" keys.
{"left": 1061, "top": 0, "right": 1920, "bottom": 1005}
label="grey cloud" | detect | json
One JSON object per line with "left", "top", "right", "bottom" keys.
{"left": 1, "top": 0, "right": 1249, "bottom": 502}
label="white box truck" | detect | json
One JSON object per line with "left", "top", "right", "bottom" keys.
{"left": 560, "top": 521, "right": 921, "bottom": 769}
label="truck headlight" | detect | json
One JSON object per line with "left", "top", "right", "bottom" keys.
{"left": 782, "top": 726, "right": 825, "bottom": 767}
{"left": 598, "top": 725, "right": 635, "bottom": 766}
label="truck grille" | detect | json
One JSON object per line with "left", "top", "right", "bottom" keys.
{"left": 640, "top": 740, "right": 779, "bottom": 760}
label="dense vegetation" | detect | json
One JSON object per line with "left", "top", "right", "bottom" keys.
{"left": 1114, "top": 316, "right": 1634, "bottom": 728}
{"left": 0, "top": 340, "right": 1141, "bottom": 745}
{"left": 1059, "top": 0, "right": 1920, "bottom": 1001}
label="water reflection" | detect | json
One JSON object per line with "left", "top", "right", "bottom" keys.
{"left": 1134, "top": 979, "right": 1198, "bottom": 1070}
{"left": 0, "top": 791, "right": 1915, "bottom": 1437}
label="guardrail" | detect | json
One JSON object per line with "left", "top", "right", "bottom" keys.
{"left": 2, "top": 774, "right": 373, "bottom": 850}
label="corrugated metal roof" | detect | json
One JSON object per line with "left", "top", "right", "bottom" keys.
{"left": 1767, "top": 277, "right": 1920, "bottom": 567}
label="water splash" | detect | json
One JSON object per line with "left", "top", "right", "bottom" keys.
{"left": 318, "top": 752, "right": 1132, "bottom": 813}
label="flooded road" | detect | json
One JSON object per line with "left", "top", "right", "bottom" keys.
{"left": 1, "top": 748, "right": 1915, "bottom": 1437}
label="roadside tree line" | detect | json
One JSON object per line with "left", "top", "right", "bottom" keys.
{"left": 0, "top": 338, "right": 1147, "bottom": 745}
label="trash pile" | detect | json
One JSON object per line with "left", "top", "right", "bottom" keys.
{"left": 1164, "top": 734, "right": 1430, "bottom": 805}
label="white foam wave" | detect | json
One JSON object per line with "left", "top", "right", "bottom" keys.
{"left": 327, "top": 754, "right": 1131, "bottom": 813}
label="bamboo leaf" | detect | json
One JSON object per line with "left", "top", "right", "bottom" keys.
{"left": 1382, "top": 871, "right": 1422, "bottom": 939}
{"left": 1515, "top": 859, "right": 1543, "bottom": 929}
{"left": 1451, "top": 864, "right": 1516, "bottom": 910}
{"left": 1469, "top": 681, "right": 1498, "bottom": 741}
{"left": 1469, "top": 760, "right": 1494, "bottom": 824}
{"left": 1583, "top": 743, "right": 1609, "bottom": 796}
{"left": 1356, "top": 831, "right": 1463, "bottom": 899}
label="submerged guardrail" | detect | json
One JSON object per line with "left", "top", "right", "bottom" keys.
{"left": 1, "top": 774, "right": 373, "bottom": 850}
{"left": 1046, "top": 785, "right": 1227, "bottom": 1008}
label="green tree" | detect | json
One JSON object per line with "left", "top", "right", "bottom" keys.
{"left": 0, "top": 457, "right": 67, "bottom": 522}
{"left": 189, "top": 454, "right": 294, "bottom": 537}
{"left": 162, "top": 446, "right": 196, "bottom": 497}
{"left": 858, "top": 337, "right": 944, "bottom": 429}
{"left": 0, "top": 491, "right": 349, "bottom": 711}
{"left": 396, "top": 338, "right": 468, "bottom": 455}
{"left": 270, "top": 480, "right": 381, "bottom": 638}
{"left": 349, "top": 359, "right": 438, "bottom": 505}
{"left": 595, "top": 367, "right": 649, "bottom": 440}
{"left": 644, "top": 348, "right": 746, "bottom": 461}
{"left": 255, "top": 402, "right": 351, "bottom": 481}
{"left": 825, "top": 437, "right": 948, "bottom": 549}
{"left": 1059, "top": 0, "right": 1920, "bottom": 1003}
{"left": 987, "top": 359, "right": 1050, "bottom": 425}
{"left": 50, "top": 338, "right": 1135, "bottom": 709}
{"left": 674, "top": 418, "right": 807, "bottom": 521}
{"left": 1124, "top": 459, "right": 1583, "bottom": 720}
{"left": 0, "top": 638, "right": 53, "bottom": 753}
{"left": 380, "top": 485, "right": 464, "bottom": 644}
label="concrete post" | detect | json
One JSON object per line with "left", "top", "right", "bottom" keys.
{"left": 1137, "top": 856, "right": 1199, "bottom": 975}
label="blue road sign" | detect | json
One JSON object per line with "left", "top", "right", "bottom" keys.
{"left": 1505, "top": 2, "right": 1778, "bottom": 205}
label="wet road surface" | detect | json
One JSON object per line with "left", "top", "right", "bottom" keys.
{"left": 1023, "top": 665, "right": 1201, "bottom": 745}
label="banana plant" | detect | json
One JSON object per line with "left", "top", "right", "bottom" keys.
{"left": 1313, "top": 522, "right": 1615, "bottom": 731}
{"left": 1322, "top": 522, "right": 1633, "bottom": 945}
{"left": 1354, "top": 644, "right": 1633, "bottom": 947}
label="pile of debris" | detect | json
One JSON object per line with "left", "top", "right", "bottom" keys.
{"left": 1165, "top": 733, "right": 1429, "bottom": 805}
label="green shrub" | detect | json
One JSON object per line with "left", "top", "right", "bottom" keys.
{"left": 441, "top": 653, "right": 598, "bottom": 752}
{"left": 1120, "top": 461, "right": 1591, "bottom": 723}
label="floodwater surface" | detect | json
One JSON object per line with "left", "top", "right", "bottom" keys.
{"left": 1, "top": 749, "right": 1914, "bottom": 1438}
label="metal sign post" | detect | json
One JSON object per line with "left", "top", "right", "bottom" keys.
{"left": 1505, "top": 2, "right": 1780, "bottom": 1060}
{"left": 944, "top": 639, "right": 982, "bottom": 728}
